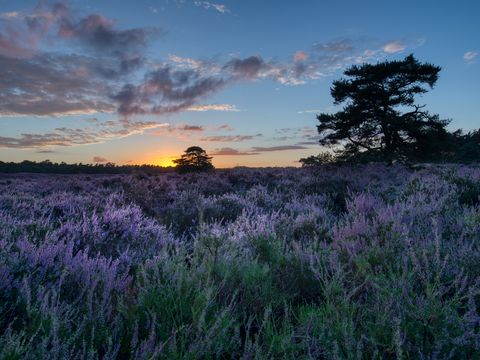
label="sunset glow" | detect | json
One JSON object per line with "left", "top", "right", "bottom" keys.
{"left": 151, "top": 157, "right": 176, "bottom": 168}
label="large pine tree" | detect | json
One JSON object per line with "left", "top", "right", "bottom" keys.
{"left": 317, "top": 54, "right": 450, "bottom": 162}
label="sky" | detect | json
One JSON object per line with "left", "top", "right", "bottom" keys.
{"left": 0, "top": 0, "right": 479, "bottom": 167}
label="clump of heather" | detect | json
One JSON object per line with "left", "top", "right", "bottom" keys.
{"left": 0, "top": 164, "right": 479, "bottom": 359}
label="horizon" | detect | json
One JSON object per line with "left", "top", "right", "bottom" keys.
{"left": 1, "top": 0, "right": 479, "bottom": 167}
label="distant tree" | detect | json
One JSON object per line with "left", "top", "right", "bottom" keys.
{"left": 317, "top": 54, "right": 450, "bottom": 163}
{"left": 450, "top": 129, "right": 480, "bottom": 163}
{"left": 173, "top": 146, "right": 214, "bottom": 173}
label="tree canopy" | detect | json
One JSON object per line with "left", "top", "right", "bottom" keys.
{"left": 173, "top": 146, "right": 214, "bottom": 173}
{"left": 317, "top": 54, "right": 451, "bottom": 162}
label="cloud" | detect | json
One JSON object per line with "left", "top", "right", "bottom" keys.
{"left": 464, "top": 51, "right": 478, "bottom": 61}
{"left": 0, "top": 4, "right": 62, "bottom": 58}
{"left": 201, "top": 134, "right": 262, "bottom": 142}
{"left": 251, "top": 145, "right": 308, "bottom": 152}
{"left": 93, "top": 156, "right": 108, "bottom": 163}
{"left": 0, "top": 120, "right": 167, "bottom": 149}
{"left": 0, "top": 2, "right": 159, "bottom": 61}
{"left": 149, "top": 123, "right": 206, "bottom": 140}
{"left": 0, "top": 11, "right": 20, "bottom": 19}
{"left": 177, "top": 124, "right": 204, "bottom": 131}
{"left": 313, "top": 39, "right": 355, "bottom": 53}
{"left": 168, "top": 54, "right": 222, "bottom": 76}
{"left": 216, "top": 124, "right": 234, "bottom": 131}
{"left": 225, "top": 55, "right": 272, "bottom": 79}
{"left": 210, "top": 147, "right": 259, "bottom": 156}
{"left": 382, "top": 40, "right": 406, "bottom": 54}
{"left": 58, "top": 13, "right": 160, "bottom": 56}
{"left": 223, "top": 38, "right": 414, "bottom": 86}
{"left": 0, "top": 3, "right": 161, "bottom": 117}
{"left": 224, "top": 54, "right": 322, "bottom": 85}
{"left": 187, "top": 104, "right": 239, "bottom": 112}
{"left": 272, "top": 126, "right": 319, "bottom": 144}
{"left": 0, "top": 54, "right": 116, "bottom": 116}
{"left": 112, "top": 65, "right": 227, "bottom": 116}
{"left": 150, "top": 123, "right": 239, "bottom": 139}
{"left": 193, "top": 2, "right": 230, "bottom": 13}
{"left": 307, "top": 38, "right": 417, "bottom": 80}
{"left": 293, "top": 51, "right": 308, "bottom": 62}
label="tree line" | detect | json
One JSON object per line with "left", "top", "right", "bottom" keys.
{"left": 0, "top": 160, "right": 175, "bottom": 174}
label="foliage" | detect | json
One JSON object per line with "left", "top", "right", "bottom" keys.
{"left": 173, "top": 146, "right": 215, "bottom": 174}
{"left": 448, "top": 129, "right": 480, "bottom": 163}
{"left": 299, "top": 152, "right": 336, "bottom": 167}
{"left": 1, "top": 164, "right": 480, "bottom": 358}
{"left": 317, "top": 54, "right": 451, "bottom": 163}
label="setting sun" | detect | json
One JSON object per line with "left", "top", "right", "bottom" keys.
{"left": 154, "top": 157, "right": 176, "bottom": 168}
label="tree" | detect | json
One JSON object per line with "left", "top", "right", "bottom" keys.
{"left": 173, "top": 146, "right": 214, "bottom": 173}
{"left": 449, "top": 129, "right": 480, "bottom": 163}
{"left": 317, "top": 54, "right": 450, "bottom": 163}
{"left": 299, "top": 152, "right": 335, "bottom": 167}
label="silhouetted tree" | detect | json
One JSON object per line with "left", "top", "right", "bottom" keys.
{"left": 299, "top": 152, "right": 335, "bottom": 167}
{"left": 449, "top": 129, "right": 480, "bottom": 163}
{"left": 173, "top": 146, "right": 214, "bottom": 173}
{"left": 317, "top": 54, "right": 450, "bottom": 163}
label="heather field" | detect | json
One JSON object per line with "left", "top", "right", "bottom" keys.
{"left": 1, "top": 164, "right": 480, "bottom": 359}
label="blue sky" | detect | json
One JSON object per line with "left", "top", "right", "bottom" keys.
{"left": 0, "top": 0, "right": 478, "bottom": 167}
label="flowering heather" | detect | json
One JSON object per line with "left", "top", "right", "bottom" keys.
{"left": 0, "top": 164, "right": 479, "bottom": 359}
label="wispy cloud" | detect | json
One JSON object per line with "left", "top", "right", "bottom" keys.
{"left": 0, "top": 11, "right": 20, "bottom": 19}
{"left": 177, "top": 124, "right": 204, "bottom": 131}
{"left": 168, "top": 54, "right": 221, "bottom": 75}
{"left": 382, "top": 40, "right": 406, "bottom": 54}
{"left": 0, "top": 120, "right": 167, "bottom": 149}
{"left": 216, "top": 124, "right": 234, "bottom": 131}
{"left": 193, "top": 1, "right": 230, "bottom": 14}
{"left": 273, "top": 126, "right": 318, "bottom": 143}
{"left": 149, "top": 123, "right": 205, "bottom": 138}
{"left": 464, "top": 51, "right": 478, "bottom": 62}
{"left": 293, "top": 51, "right": 308, "bottom": 62}
{"left": 210, "top": 147, "right": 259, "bottom": 156}
{"left": 187, "top": 104, "right": 240, "bottom": 112}
{"left": 201, "top": 134, "right": 262, "bottom": 142}
{"left": 251, "top": 145, "right": 308, "bottom": 152}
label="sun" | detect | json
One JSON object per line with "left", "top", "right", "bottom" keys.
{"left": 154, "top": 157, "right": 176, "bottom": 167}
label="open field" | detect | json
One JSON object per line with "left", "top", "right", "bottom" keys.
{"left": 1, "top": 164, "right": 480, "bottom": 359}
